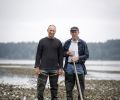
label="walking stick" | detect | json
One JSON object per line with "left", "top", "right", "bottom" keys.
{"left": 73, "top": 62, "right": 83, "bottom": 100}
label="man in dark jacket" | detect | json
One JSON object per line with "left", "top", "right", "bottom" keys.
{"left": 63, "top": 26, "right": 89, "bottom": 100}
{"left": 34, "top": 25, "right": 63, "bottom": 100}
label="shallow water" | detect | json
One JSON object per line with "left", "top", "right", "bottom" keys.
{"left": 0, "top": 60, "right": 120, "bottom": 87}
{"left": 0, "top": 75, "right": 64, "bottom": 88}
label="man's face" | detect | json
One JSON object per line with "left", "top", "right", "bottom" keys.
{"left": 47, "top": 25, "right": 56, "bottom": 38}
{"left": 70, "top": 31, "right": 79, "bottom": 40}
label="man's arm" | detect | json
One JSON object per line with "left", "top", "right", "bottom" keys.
{"left": 57, "top": 42, "right": 63, "bottom": 75}
{"left": 63, "top": 41, "right": 70, "bottom": 57}
{"left": 79, "top": 42, "right": 89, "bottom": 62}
{"left": 34, "top": 40, "right": 43, "bottom": 68}
{"left": 58, "top": 42, "right": 63, "bottom": 69}
{"left": 34, "top": 40, "right": 43, "bottom": 75}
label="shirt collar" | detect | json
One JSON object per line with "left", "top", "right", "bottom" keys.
{"left": 71, "top": 39, "right": 78, "bottom": 43}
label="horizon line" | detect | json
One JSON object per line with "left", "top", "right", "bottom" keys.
{"left": 0, "top": 39, "right": 120, "bottom": 44}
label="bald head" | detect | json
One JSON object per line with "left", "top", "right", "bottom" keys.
{"left": 47, "top": 25, "right": 56, "bottom": 39}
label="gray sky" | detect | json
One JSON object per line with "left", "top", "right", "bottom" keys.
{"left": 0, "top": 0, "right": 120, "bottom": 42}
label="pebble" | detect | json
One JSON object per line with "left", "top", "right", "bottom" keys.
{"left": 0, "top": 80, "right": 120, "bottom": 100}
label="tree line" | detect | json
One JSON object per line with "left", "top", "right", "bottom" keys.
{"left": 0, "top": 39, "right": 120, "bottom": 60}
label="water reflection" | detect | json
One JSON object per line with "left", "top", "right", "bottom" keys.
{"left": 0, "top": 60, "right": 120, "bottom": 87}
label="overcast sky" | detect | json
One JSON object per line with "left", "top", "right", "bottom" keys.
{"left": 0, "top": 0, "right": 120, "bottom": 43}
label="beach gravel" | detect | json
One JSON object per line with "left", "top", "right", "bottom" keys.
{"left": 0, "top": 80, "right": 120, "bottom": 100}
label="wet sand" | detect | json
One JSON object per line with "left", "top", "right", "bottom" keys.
{"left": 0, "top": 80, "right": 120, "bottom": 100}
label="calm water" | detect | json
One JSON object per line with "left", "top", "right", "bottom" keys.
{"left": 0, "top": 60, "right": 120, "bottom": 87}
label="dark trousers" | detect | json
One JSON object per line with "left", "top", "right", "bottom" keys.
{"left": 37, "top": 72, "right": 59, "bottom": 100}
{"left": 65, "top": 72, "right": 85, "bottom": 100}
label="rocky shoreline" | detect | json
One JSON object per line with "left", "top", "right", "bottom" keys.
{"left": 0, "top": 80, "right": 120, "bottom": 100}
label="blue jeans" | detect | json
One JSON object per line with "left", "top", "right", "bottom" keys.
{"left": 65, "top": 63, "right": 85, "bottom": 100}
{"left": 65, "top": 63, "right": 84, "bottom": 75}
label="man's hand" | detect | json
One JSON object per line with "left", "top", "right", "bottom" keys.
{"left": 66, "top": 50, "right": 74, "bottom": 56}
{"left": 57, "top": 68, "right": 63, "bottom": 75}
{"left": 71, "top": 56, "right": 79, "bottom": 62}
{"left": 34, "top": 67, "right": 41, "bottom": 75}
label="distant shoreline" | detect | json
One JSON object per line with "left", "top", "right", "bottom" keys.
{"left": 0, "top": 39, "right": 120, "bottom": 60}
